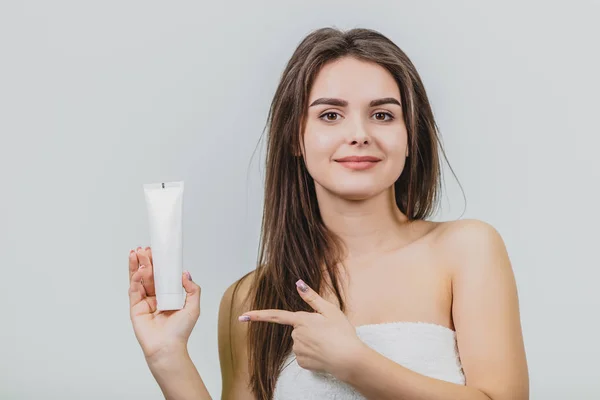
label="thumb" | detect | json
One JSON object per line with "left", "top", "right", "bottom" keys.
{"left": 182, "top": 271, "right": 201, "bottom": 312}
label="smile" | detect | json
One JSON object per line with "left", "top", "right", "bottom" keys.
{"left": 334, "top": 156, "right": 381, "bottom": 171}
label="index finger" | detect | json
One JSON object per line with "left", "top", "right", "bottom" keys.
{"left": 239, "top": 309, "right": 301, "bottom": 327}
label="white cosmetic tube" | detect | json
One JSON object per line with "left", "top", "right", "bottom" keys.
{"left": 143, "top": 181, "right": 185, "bottom": 311}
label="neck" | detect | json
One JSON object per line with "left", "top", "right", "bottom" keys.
{"left": 315, "top": 185, "right": 412, "bottom": 260}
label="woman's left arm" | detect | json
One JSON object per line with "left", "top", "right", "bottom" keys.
{"left": 338, "top": 219, "right": 529, "bottom": 400}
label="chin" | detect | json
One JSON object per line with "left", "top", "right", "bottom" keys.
{"left": 328, "top": 184, "right": 384, "bottom": 201}
{"left": 313, "top": 173, "right": 396, "bottom": 202}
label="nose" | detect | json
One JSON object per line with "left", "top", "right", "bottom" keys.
{"left": 350, "top": 137, "right": 369, "bottom": 146}
{"left": 348, "top": 126, "right": 371, "bottom": 147}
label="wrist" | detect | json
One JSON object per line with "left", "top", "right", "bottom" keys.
{"left": 145, "top": 342, "right": 190, "bottom": 371}
{"left": 144, "top": 343, "right": 213, "bottom": 400}
{"left": 332, "top": 341, "right": 371, "bottom": 383}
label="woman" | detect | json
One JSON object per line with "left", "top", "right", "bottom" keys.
{"left": 128, "top": 27, "right": 529, "bottom": 400}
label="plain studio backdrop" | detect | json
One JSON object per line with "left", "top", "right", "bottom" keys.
{"left": 1, "top": 1, "right": 598, "bottom": 399}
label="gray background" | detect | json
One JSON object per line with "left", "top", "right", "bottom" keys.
{"left": 1, "top": 1, "right": 599, "bottom": 399}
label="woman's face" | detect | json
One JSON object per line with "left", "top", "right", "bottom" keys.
{"left": 301, "top": 56, "right": 408, "bottom": 201}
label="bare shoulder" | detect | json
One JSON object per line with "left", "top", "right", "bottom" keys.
{"left": 218, "top": 270, "right": 257, "bottom": 400}
{"left": 432, "top": 218, "right": 510, "bottom": 273}
{"left": 435, "top": 218, "right": 504, "bottom": 246}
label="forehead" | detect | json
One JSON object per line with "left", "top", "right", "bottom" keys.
{"left": 308, "top": 57, "right": 400, "bottom": 103}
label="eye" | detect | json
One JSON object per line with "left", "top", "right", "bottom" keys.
{"left": 318, "top": 111, "right": 394, "bottom": 122}
{"left": 373, "top": 112, "right": 394, "bottom": 122}
{"left": 319, "top": 112, "right": 342, "bottom": 122}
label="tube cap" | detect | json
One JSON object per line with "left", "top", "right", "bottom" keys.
{"left": 157, "top": 293, "right": 185, "bottom": 311}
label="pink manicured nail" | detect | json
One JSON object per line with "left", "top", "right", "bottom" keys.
{"left": 185, "top": 271, "right": 192, "bottom": 281}
{"left": 296, "top": 279, "right": 308, "bottom": 293}
{"left": 238, "top": 315, "right": 250, "bottom": 322}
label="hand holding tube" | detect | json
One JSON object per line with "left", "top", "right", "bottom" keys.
{"left": 128, "top": 248, "right": 212, "bottom": 399}
{"left": 128, "top": 247, "right": 201, "bottom": 362}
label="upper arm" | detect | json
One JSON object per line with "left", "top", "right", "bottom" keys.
{"left": 445, "top": 220, "right": 529, "bottom": 399}
{"left": 218, "top": 272, "right": 256, "bottom": 400}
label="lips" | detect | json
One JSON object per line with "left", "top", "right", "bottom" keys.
{"left": 334, "top": 155, "right": 381, "bottom": 171}
{"left": 335, "top": 156, "right": 381, "bottom": 162}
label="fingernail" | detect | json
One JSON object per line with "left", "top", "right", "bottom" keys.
{"left": 238, "top": 315, "right": 250, "bottom": 322}
{"left": 145, "top": 246, "right": 151, "bottom": 251}
{"left": 296, "top": 279, "right": 309, "bottom": 293}
{"left": 130, "top": 249, "right": 135, "bottom": 255}
{"left": 185, "top": 270, "right": 192, "bottom": 281}
{"left": 136, "top": 247, "right": 143, "bottom": 253}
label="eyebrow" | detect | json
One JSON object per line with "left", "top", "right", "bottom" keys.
{"left": 308, "top": 97, "right": 401, "bottom": 108}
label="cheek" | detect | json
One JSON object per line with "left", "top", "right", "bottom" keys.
{"left": 378, "top": 129, "right": 408, "bottom": 176}
{"left": 302, "top": 131, "right": 339, "bottom": 167}
{"left": 379, "top": 130, "right": 407, "bottom": 155}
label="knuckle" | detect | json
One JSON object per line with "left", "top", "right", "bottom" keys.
{"left": 296, "top": 312, "right": 309, "bottom": 325}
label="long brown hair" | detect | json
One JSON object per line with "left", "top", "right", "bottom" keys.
{"left": 233, "top": 27, "right": 451, "bottom": 399}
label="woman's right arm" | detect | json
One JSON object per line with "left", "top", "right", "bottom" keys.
{"left": 128, "top": 247, "right": 212, "bottom": 400}
{"left": 128, "top": 247, "right": 255, "bottom": 400}
{"left": 146, "top": 345, "right": 212, "bottom": 400}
